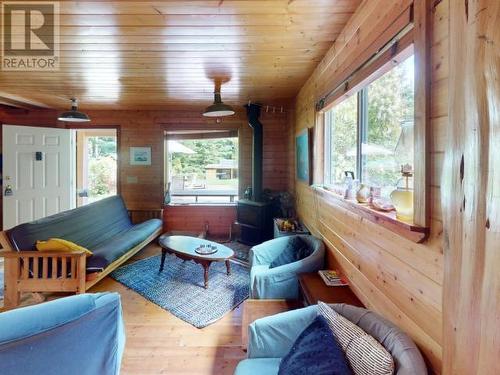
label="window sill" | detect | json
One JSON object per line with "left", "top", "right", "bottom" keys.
{"left": 164, "top": 203, "right": 237, "bottom": 208}
{"left": 314, "top": 186, "right": 429, "bottom": 243}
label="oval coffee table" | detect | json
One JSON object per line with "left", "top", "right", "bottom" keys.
{"left": 158, "top": 235, "right": 235, "bottom": 289}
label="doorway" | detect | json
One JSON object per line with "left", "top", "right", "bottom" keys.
{"left": 2, "top": 125, "right": 74, "bottom": 230}
{"left": 75, "top": 129, "right": 118, "bottom": 207}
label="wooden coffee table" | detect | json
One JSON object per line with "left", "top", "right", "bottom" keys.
{"left": 158, "top": 235, "right": 234, "bottom": 289}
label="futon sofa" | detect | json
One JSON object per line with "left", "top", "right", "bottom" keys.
{"left": 235, "top": 304, "right": 427, "bottom": 375}
{"left": 0, "top": 195, "right": 163, "bottom": 309}
{"left": 249, "top": 235, "right": 325, "bottom": 299}
{"left": 0, "top": 292, "right": 125, "bottom": 375}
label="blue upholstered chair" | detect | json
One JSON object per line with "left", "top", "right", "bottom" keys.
{"left": 235, "top": 304, "right": 428, "bottom": 375}
{"left": 249, "top": 235, "right": 325, "bottom": 299}
{"left": 0, "top": 292, "right": 125, "bottom": 375}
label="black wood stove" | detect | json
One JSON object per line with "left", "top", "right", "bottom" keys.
{"left": 237, "top": 104, "right": 273, "bottom": 245}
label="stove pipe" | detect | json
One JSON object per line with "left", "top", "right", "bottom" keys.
{"left": 245, "top": 103, "right": 263, "bottom": 201}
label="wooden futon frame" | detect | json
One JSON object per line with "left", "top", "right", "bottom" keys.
{"left": 0, "top": 209, "right": 163, "bottom": 310}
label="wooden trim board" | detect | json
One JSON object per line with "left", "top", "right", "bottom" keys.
{"left": 315, "top": 187, "right": 429, "bottom": 243}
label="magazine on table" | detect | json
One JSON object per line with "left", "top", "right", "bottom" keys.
{"left": 318, "top": 270, "right": 349, "bottom": 287}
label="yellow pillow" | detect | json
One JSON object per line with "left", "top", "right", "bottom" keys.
{"left": 36, "top": 238, "right": 93, "bottom": 256}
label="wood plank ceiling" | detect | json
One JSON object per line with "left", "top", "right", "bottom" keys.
{"left": 0, "top": 0, "right": 361, "bottom": 110}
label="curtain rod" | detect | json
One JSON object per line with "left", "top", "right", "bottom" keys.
{"left": 316, "top": 22, "right": 414, "bottom": 112}
{"left": 245, "top": 101, "right": 288, "bottom": 114}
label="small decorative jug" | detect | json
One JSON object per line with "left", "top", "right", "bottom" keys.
{"left": 356, "top": 184, "right": 370, "bottom": 203}
{"left": 390, "top": 188, "right": 414, "bottom": 221}
{"left": 390, "top": 164, "right": 414, "bottom": 222}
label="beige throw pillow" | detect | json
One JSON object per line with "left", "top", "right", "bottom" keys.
{"left": 318, "top": 301, "right": 394, "bottom": 375}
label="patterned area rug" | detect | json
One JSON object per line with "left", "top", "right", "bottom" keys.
{"left": 222, "top": 241, "right": 251, "bottom": 266}
{"left": 111, "top": 254, "right": 249, "bottom": 328}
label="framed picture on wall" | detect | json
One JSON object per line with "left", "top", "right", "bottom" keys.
{"left": 296, "top": 127, "right": 313, "bottom": 184}
{"left": 130, "top": 147, "right": 152, "bottom": 166}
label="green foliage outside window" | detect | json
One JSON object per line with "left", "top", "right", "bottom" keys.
{"left": 326, "top": 55, "right": 414, "bottom": 197}
{"left": 87, "top": 136, "right": 117, "bottom": 199}
{"left": 329, "top": 94, "right": 357, "bottom": 183}
{"left": 364, "top": 56, "right": 414, "bottom": 196}
{"left": 170, "top": 138, "right": 238, "bottom": 178}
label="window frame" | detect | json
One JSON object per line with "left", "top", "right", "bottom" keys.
{"left": 312, "top": 1, "right": 430, "bottom": 237}
{"left": 323, "top": 55, "right": 414, "bottom": 190}
{"left": 319, "top": 42, "right": 428, "bottom": 229}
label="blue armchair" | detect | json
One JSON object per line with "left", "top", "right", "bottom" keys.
{"left": 0, "top": 292, "right": 125, "bottom": 375}
{"left": 235, "top": 304, "right": 428, "bottom": 375}
{"left": 249, "top": 235, "right": 325, "bottom": 299}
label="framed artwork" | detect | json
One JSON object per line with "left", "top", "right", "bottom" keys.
{"left": 130, "top": 147, "right": 151, "bottom": 166}
{"left": 296, "top": 127, "right": 313, "bottom": 184}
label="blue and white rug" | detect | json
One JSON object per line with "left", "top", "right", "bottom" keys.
{"left": 111, "top": 254, "right": 250, "bottom": 328}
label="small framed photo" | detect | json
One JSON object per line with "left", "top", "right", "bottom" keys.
{"left": 130, "top": 147, "right": 151, "bottom": 166}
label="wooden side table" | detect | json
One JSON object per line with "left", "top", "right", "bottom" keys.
{"left": 241, "top": 299, "right": 301, "bottom": 350}
{"left": 298, "top": 273, "right": 364, "bottom": 307}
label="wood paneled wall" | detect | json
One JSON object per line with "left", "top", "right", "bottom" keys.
{"left": 442, "top": 1, "right": 500, "bottom": 373}
{"left": 0, "top": 106, "right": 290, "bottom": 236}
{"left": 163, "top": 205, "right": 236, "bottom": 237}
{"left": 288, "top": 0, "right": 448, "bottom": 372}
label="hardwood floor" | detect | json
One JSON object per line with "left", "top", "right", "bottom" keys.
{"left": 89, "top": 243, "right": 246, "bottom": 375}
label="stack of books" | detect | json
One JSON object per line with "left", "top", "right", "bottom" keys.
{"left": 318, "top": 270, "right": 349, "bottom": 287}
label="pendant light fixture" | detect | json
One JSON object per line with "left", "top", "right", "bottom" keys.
{"left": 58, "top": 98, "right": 91, "bottom": 122}
{"left": 203, "top": 83, "right": 235, "bottom": 118}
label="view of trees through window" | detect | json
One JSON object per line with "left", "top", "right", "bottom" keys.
{"left": 325, "top": 55, "right": 414, "bottom": 197}
{"left": 326, "top": 94, "right": 358, "bottom": 184}
{"left": 77, "top": 132, "right": 118, "bottom": 207}
{"left": 363, "top": 56, "right": 414, "bottom": 196}
{"left": 167, "top": 136, "right": 238, "bottom": 203}
{"left": 87, "top": 136, "right": 117, "bottom": 200}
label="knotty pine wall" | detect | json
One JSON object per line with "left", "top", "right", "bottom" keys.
{"left": 163, "top": 205, "right": 236, "bottom": 237}
{"left": 0, "top": 107, "right": 289, "bottom": 236}
{"left": 288, "top": 0, "right": 448, "bottom": 372}
{"left": 442, "top": 1, "right": 500, "bottom": 373}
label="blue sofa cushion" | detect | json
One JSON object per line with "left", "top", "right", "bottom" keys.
{"left": 85, "top": 256, "right": 109, "bottom": 274}
{"left": 0, "top": 294, "right": 97, "bottom": 344}
{"left": 235, "top": 358, "right": 282, "bottom": 375}
{"left": 278, "top": 315, "right": 353, "bottom": 375}
{"left": 269, "top": 236, "right": 312, "bottom": 268}
{"left": 86, "top": 218, "right": 162, "bottom": 272}
{"left": 0, "top": 293, "right": 125, "bottom": 375}
{"left": 8, "top": 196, "right": 133, "bottom": 251}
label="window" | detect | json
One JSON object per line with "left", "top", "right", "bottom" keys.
{"left": 324, "top": 55, "right": 414, "bottom": 198}
{"left": 76, "top": 129, "right": 118, "bottom": 207}
{"left": 166, "top": 135, "right": 238, "bottom": 204}
{"left": 324, "top": 94, "right": 358, "bottom": 185}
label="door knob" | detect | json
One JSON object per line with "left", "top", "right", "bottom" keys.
{"left": 4, "top": 184, "right": 13, "bottom": 196}
{"left": 77, "top": 189, "right": 88, "bottom": 198}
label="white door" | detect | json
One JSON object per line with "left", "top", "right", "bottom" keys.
{"left": 3, "top": 125, "right": 73, "bottom": 230}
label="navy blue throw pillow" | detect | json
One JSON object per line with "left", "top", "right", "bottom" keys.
{"left": 269, "top": 236, "right": 311, "bottom": 268}
{"left": 278, "top": 315, "right": 353, "bottom": 375}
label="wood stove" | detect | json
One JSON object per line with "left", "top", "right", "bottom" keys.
{"left": 237, "top": 199, "right": 273, "bottom": 245}
{"left": 236, "top": 104, "right": 273, "bottom": 245}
